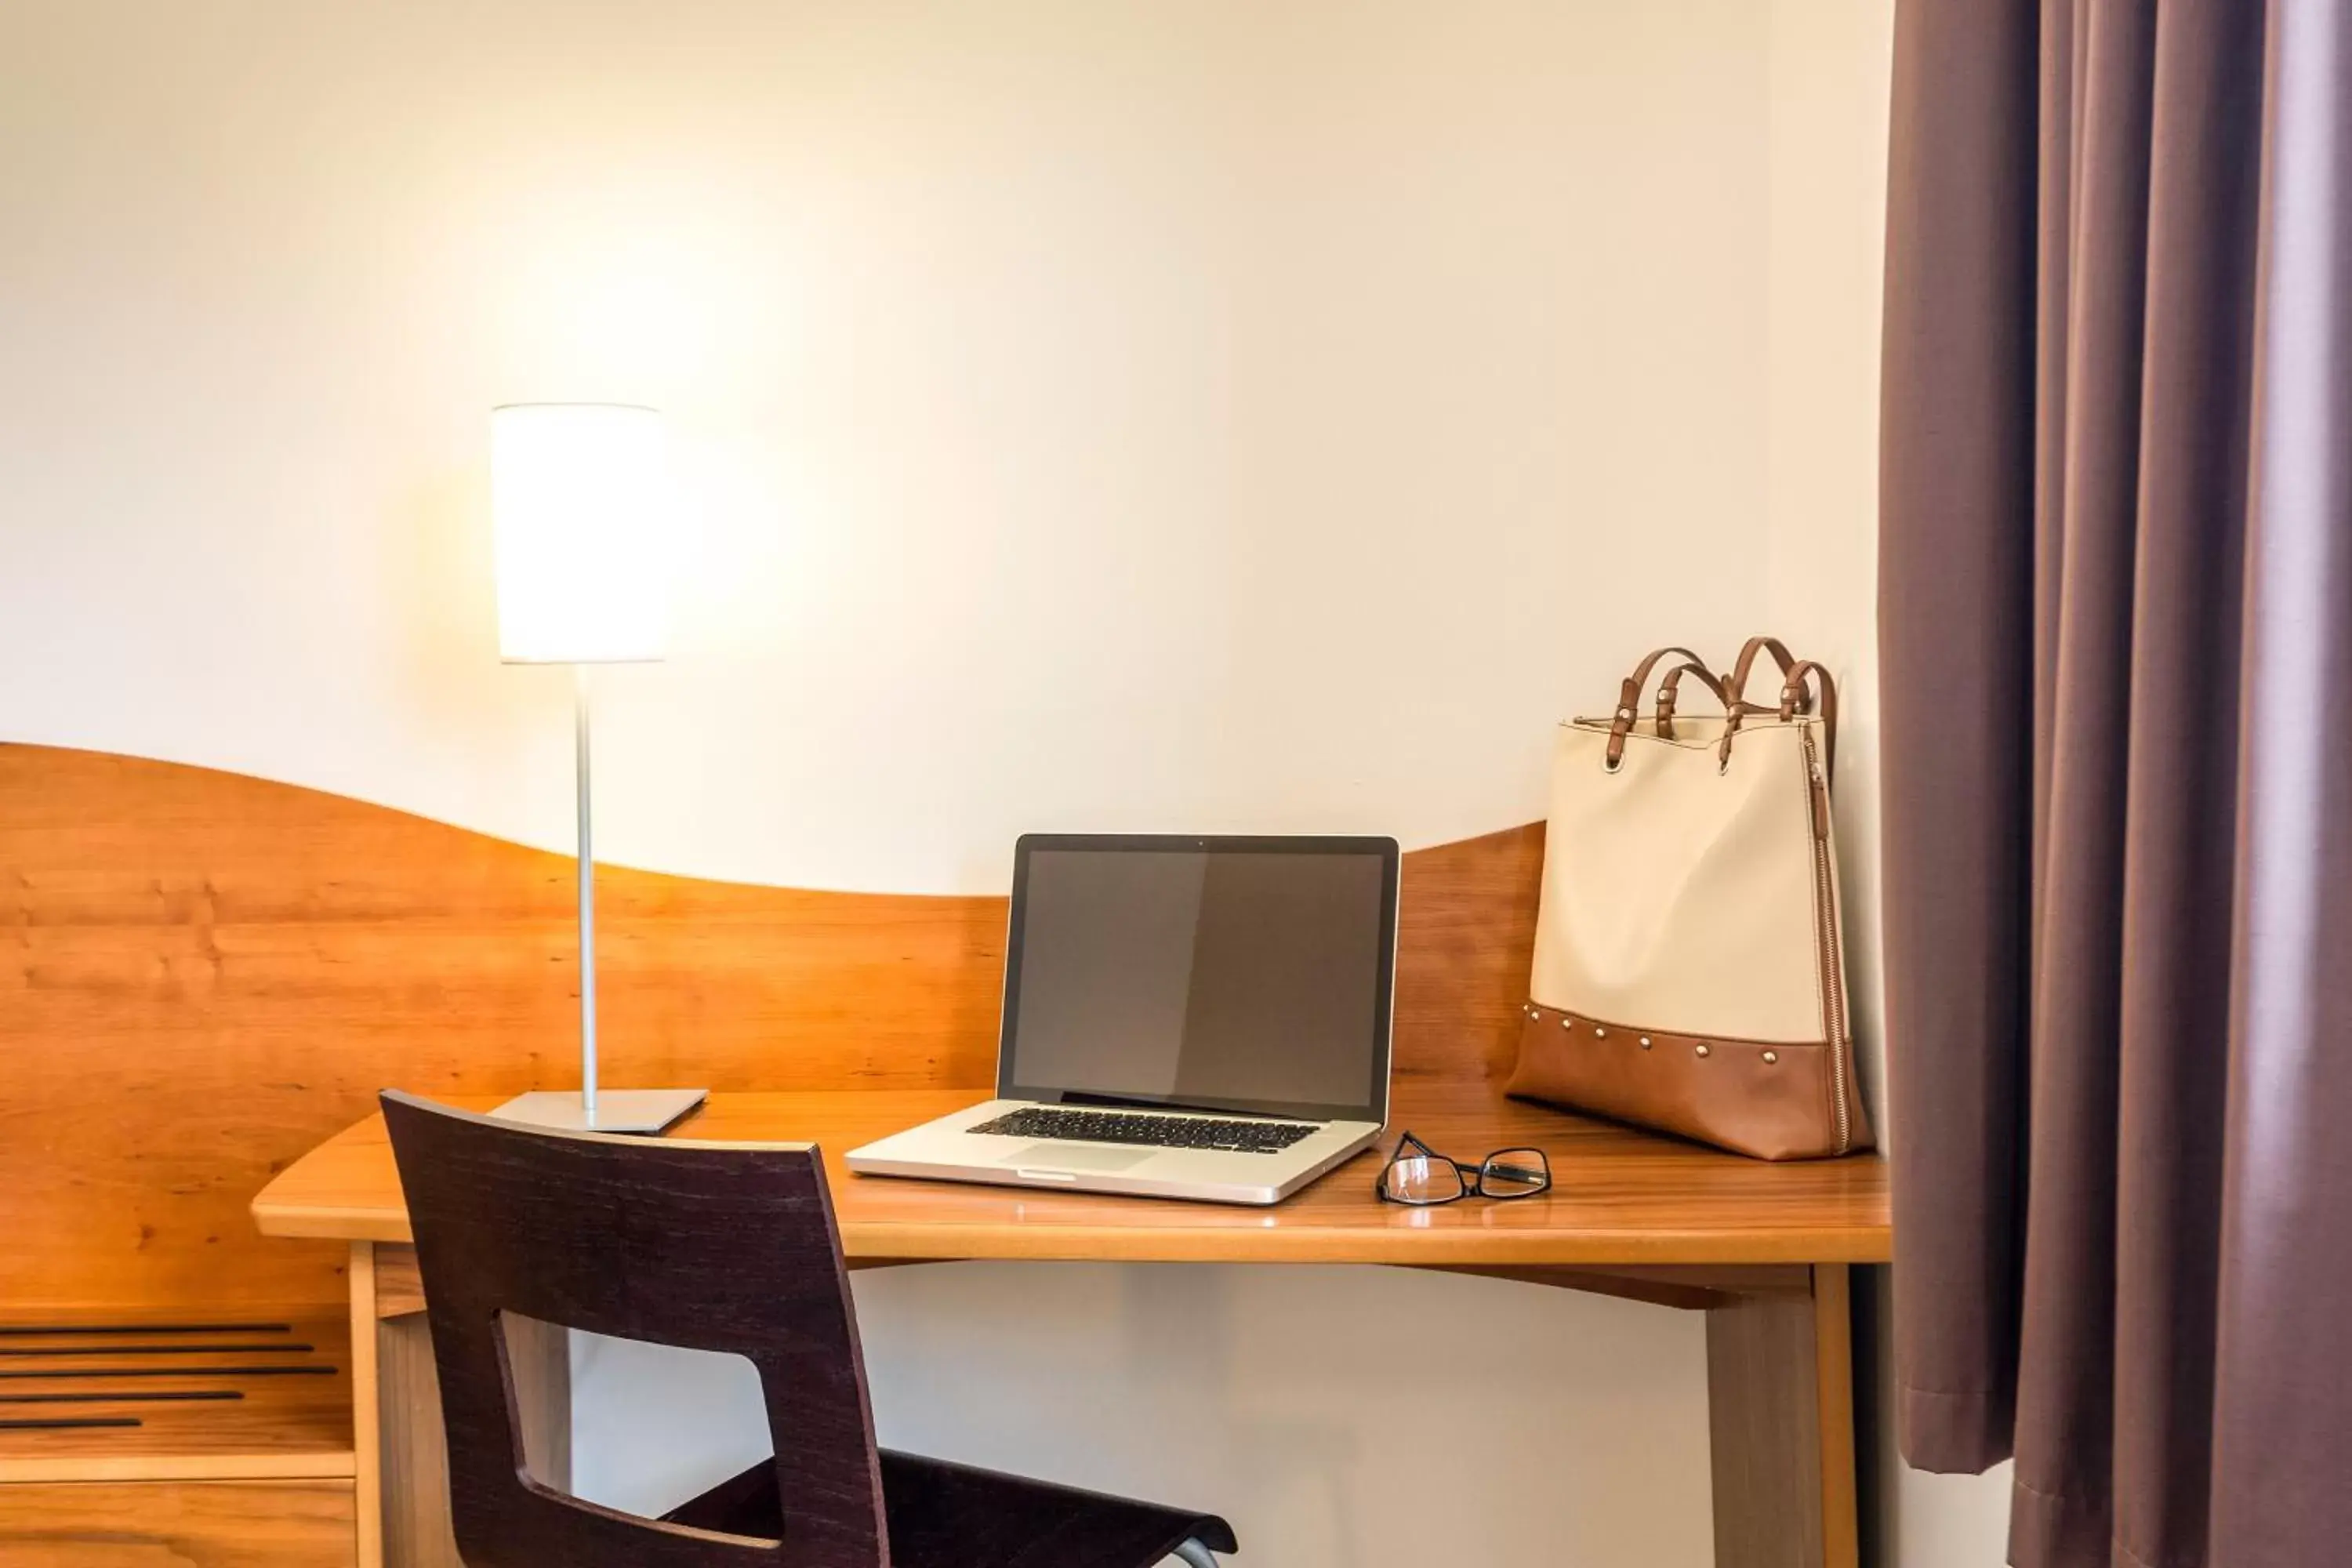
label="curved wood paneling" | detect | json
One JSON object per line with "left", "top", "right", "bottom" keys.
{"left": 0, "top": 743, "right": 1541, "bottom": 1312}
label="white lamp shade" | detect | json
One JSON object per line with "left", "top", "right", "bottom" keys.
{"left": 492, "top": 404, "right": 671, "bottom": 663}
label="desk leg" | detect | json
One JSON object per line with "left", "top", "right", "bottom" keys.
{"left": 350, "top": 1243, "right": 382, "bottom": 1568}
{"left": 1705, "top": 1263, "right": 1858, "bottom": 1568}
{"left": 369, "top": 1247, "right": 570, "bottom": 1568}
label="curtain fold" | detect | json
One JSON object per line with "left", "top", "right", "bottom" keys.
{"left": 1882, "top": 2, "right": 2350, "bottom": 1565}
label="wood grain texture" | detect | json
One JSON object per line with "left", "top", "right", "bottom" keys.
{"left": 371, "top": 1250, "right": 424, "bottom": 1323}
{"left": 0, "top": 1312, "right": 352, "bottom": 1484}
{"left": 0, "top": 1479, "right": 356, "bottom": 1567}
{"left": 1810, "top": 1265, "right": 1860, "bottom": 1568}
{"left": 500, "top": 1315, "right": 570, "bottom": 1497}
{"left": 362, "top": 1247, "right": 570, "bottom": 1568}
{"left": 377, "top": 1316, "right": 461, "bottom": 1568}
{"left": 258, "top": 1090, "right": 1888, "bottom": 1266}
{"left": 1, "top": 744, "right": 1541, "bottom": 1312}
{"left": 348, "top": 1247, "right": 382, "bottom": 1568}
{"left": 373, "top": 1310, "right": 566, "bottom": 1568}
{"left": 1704, "top": 1276, "right": 1860, "bottom": 1568}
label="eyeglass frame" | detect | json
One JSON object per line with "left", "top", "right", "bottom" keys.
{"left": 1373, "top": 1129, "right": 1552, "bottom": 1206}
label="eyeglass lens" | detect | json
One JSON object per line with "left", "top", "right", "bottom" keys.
{"left": 1477, "top": 1149, "right": 1550, "bottom": 1198}
{"left": 1381, "top": 1151, "right": 1467, "bottom": 1205}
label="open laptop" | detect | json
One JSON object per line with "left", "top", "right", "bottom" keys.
{"left": 847, "top": 833, "right": 1399, "bottom": 1206}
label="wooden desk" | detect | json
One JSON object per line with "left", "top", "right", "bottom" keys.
{"left": 5, "top": 750, "right": 1892, "bottom": 1567}
{"left": 256, "top": 1087, "right": 1889, "bottom": 1568}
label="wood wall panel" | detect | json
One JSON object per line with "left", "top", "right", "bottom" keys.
{"left": 1392, "top": 817, "right": 1544, "bottom": 1083}
{"left": 0, "top": 1311, "right": 352, "bottom": 1483}
{"left": 0, "top": 744, "right": 1541, "bottom": 1312}
{"left": 0, "top": 1480, "right": 356, "bottom": 1567}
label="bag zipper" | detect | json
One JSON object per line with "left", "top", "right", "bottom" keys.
{"left": 1799, "top": 724, "right": 1852, "bottom": 1155}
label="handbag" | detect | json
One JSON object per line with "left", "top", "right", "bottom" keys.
{"left": 1506, "top": 637, "right": 1874, "bottom": 1160}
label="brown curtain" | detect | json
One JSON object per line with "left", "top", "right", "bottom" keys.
{"left": 1880, "top": 1, "right": 2352, "bottom": 1565}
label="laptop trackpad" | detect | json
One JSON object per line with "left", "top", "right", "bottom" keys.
{"left": 998, "top": 1144, "right": 1155, "bottom": 1173}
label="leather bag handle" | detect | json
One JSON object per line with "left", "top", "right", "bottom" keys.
{"left": 1714, "top": 651, "right": 1839, "bottom": 779}
{"left": 1606, "top": 645, "right": 1716, "bottom": 768}
{"left": 1724, "top": 635, "right": 1808, "bottom": 713}
{"left": 1653, "top": 659, "right": 1733, "bottom": 740}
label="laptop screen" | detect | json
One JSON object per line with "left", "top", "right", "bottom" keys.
{"left": 997, "top": 835, "right": 1399, "bottom": 1123}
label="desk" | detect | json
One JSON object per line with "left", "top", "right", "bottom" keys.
{"left": 4, "top": 752, "right": 1886, "bottom": 1566}
{"left": 255, "top": 1085, "right": 1889, "bottom": 1568}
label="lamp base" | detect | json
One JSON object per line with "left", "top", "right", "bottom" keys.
{"left": 489, "top": 1088, "right": 708, "bottom": 1136}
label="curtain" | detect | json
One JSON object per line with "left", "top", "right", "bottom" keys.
{"left": 1880, "top": 2, "right": 2352, "bottom": 1566}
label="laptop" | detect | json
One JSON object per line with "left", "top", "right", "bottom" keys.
{"left": 847, "top": 833, "right": 1399, "bottom": 1206}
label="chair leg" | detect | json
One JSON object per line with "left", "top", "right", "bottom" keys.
{"left": 1171, "top": 1541, "right": 1221, "bottom": 1568}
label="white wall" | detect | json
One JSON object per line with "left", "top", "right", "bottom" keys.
{"left": 0, "top": 1, "right": 1998, "bottom": 1562}
{"left": 0, "top": 0, "right": 1773, "bottom": 895}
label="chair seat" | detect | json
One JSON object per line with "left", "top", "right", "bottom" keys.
{"left": 664, "top": 1448, "right": 1239, "bottom": 1567}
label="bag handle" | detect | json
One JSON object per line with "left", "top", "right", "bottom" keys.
{"left": 1653, "top": 659, "right": 1733, "bottom": 740}
{"left": 1724, "top": 635, "right": 1808, "bottom": 713}
{"left": 1714, "top": 651, "right": 1839, "bottom": 781}
{"left": 1605, "top": 645, "right": 1717, "bottom": 769}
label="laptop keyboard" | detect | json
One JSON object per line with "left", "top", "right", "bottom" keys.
{"left": 971, "top": 1106, "right": 1318, "bottom": 1155}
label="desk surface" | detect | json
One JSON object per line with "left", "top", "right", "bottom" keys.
{"left": 252, "top": 1086, "right": 1889, "bottom": 1267}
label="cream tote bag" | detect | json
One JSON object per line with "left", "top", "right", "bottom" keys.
{"left": 1507, "top": 637, "right": 1873, "bottom": 1160}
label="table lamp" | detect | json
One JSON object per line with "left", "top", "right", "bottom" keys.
{"left": 486, "top": 403, "right": 706, "bottom": 1134}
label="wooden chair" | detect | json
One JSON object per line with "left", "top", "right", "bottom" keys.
{"left": 380, "top": 1091, "right": 1238, "bottom": 1568}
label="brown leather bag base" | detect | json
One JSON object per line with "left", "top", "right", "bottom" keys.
{"left": 1506, "top": 1004, "right": 1871, "bottom": 1162}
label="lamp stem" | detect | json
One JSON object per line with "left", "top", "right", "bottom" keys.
{"left": 575, "top": 662, "right": 597, "bottom": 1127}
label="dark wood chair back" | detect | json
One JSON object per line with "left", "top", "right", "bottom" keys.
{"left": 381, "top": 1091, "right": 887, "bottom": 1568}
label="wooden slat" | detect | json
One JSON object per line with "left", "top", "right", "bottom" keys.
{"left": 0, "top": 1479, "right": 356, "bottom": 1566}
{"left": 1812, "top": 1265, "right": 1860, "bottom": 1568}
{"left": 0, "top": 1343, "right": 315, "bottom": 1357}
{"left": 0, "top": 1417, "right": 141, "bottom": 1432}
{"left": 0, "top": 743, "right": 1544, "bottom": 1312}
{"left": 0, "top": 1392, "right": 245, "bottom": 1407}
{"left": 350, "top": 1245, "right": 383, "bottom": 1568}
{"left": 0, "top": 1310, "right": 354, "bottom": 1484}
{"left": 0, "top": 1323, "right": 294, "bottom": 1337}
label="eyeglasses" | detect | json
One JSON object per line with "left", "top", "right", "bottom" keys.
{"left": 1374, "top": 1131, "right": 1552, "bottom": 1206}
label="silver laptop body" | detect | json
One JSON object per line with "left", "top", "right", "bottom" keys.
{"left": 847, "top": 833, "right": 1399, "bottom": 1206}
